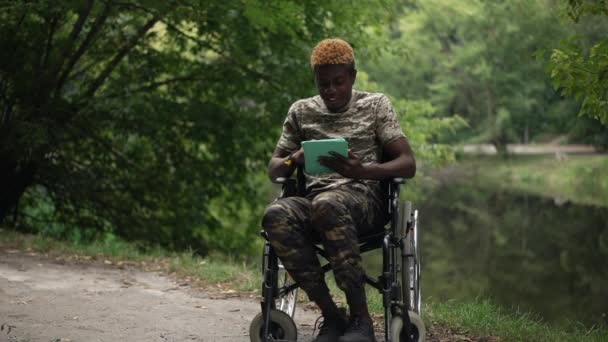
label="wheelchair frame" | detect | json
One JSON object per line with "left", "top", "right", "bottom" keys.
{"left": 250, "top": 169, "right": 424, "bottom": 342}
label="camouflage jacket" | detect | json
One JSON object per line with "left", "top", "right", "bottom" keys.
{"left": 275, "top": 90, "right": 406, "bottom": 195}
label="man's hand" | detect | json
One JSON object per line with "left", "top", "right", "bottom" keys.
{"left": 267, "top": 147, "right": 305, "bottom": 180}
{"left": 292, "top": 148, "right": 305, "bottom": 166}
{"left": 318, "top": 149, "right": 367, "bottom": 179}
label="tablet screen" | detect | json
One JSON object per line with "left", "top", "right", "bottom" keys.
{"left": 301, "top": 138, "right": 348, "bottom": 174}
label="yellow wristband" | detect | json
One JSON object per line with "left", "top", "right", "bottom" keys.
{"left": 283, "top": 153, "right": 295, "bottom": 167}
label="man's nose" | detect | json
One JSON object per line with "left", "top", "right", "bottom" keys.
{"left": 325, "top": 84, "right": 336, "bottom": 94}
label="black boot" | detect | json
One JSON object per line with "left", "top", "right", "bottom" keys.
{"left": 339, "top": 286, "right": 376, "bottom": 342}
{"left": 313, "top": 308, "right": 348, "bottom": 342}
{"left": 307, "top": 283, "right": 347, "bottom": 342}
{"left": 339, "top": 314, "right": 376, "bottom": 342}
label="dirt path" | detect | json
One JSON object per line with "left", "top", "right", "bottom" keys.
{"left": 0, "top": 248, "right": 487, "bottom": 342}
{"left": 0, "top": 251, "right": 324, "bottom": 342}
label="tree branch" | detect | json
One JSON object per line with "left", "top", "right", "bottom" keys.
{"left": 100, "top": 75, "right": 207, "bottom": 98}
{"left": 0, "top": 77, "right": 8, "bottom": 124}
{"left": 2, "top": 95, "right": 15, "bottom": 128}
{"left": 41, "top": 15, "right": 60, "bottom": 75}
{"left": 14, "top": 8, "right": 27, "bottom": 31}
{"left": 55, "top": 2, "right": 112, "bottom": 96}
{"left": 53, "top": 0, "right": 95, "bottom": 80}
{"left": 162, "top": 20, "right": 281, "bottom": 90}
{"left": 34, "top": 11, "right": 62, "bottom": 101}
{"left": 65, "top": 120, "right": 142, "bottom": 173}
{"left": 84, "top": 14, "right": 161, "bottom": 98}
{"left": 112, "top": 2, "right": 280, "bottom": 90}
{"left": 84, "top": 2, "right": 279, "bottom": 97}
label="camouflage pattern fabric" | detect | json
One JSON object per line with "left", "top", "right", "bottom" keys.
{"left": 262, "top": 181, "right": 387, "bottom": 295}
{"left": 275, "top": 90, "right": 406, "bottom": 195}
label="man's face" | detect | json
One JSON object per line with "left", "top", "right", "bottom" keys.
{"left": 314, "top": 64, "right": 356, "bottom": 112}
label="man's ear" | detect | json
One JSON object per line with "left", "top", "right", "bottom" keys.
{"left": 351, "top": 68, "right": 357, "bottom": 83}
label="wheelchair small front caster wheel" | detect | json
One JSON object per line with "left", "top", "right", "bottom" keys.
{"left": 250, "top": 309, "right": 298, "bottom": 342}
{"left": 390, "top": 311, "right": 426, "bottom": 342}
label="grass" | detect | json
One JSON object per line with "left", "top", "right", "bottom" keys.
{"left": 326, "top": 274, "right": 608, "bottom": 341}
{"left": 2, "top": 228, "right": 607, "bottom": 341}
{"left": 0, "top": 228, "right": 259, "bottom": 293}
{"left": 451, "top": 154, "right": 608, "bottom": 207}
{"left": 428, "top": 299, "right": 608, "bottom": 342}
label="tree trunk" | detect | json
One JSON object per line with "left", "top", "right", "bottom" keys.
{"left": 492, "top": 139, "right": 509, "bottom": 157}
{"left": 0, "top": 154, "right": 36, "bottom": 225}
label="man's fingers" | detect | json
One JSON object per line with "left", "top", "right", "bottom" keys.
{"left": 328, "top": 151, "right": 348, "bottom": 161}
{"left": 319, "top": 155, "right": 343, "bottom": 164}
{"left": 319, "top": 156, "right": 346, "bottom": 171}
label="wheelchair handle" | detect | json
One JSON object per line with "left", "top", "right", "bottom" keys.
{"left": 273, "top": 177, "right": 294, "bottom": 184}
{"left": 392, "top": 177, "right": 406, "bottom": 184}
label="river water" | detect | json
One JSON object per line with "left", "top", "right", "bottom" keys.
{"left": 414, "top": 183, "right": 608, "bottom": 326}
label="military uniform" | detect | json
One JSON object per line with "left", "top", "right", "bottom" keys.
{"left": 263, "top": 90, "right": 406, "bottom": 297}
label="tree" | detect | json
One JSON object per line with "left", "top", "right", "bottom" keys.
{"left": 364, "top": 0, "right": 607, "bottom": 150}
{"left": 545, "top": 0, "right": 608, "bottom": 123}
{"left": 0, "top": 0, "right": 398, "bottom": 252}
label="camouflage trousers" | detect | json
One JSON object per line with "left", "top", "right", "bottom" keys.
{"left": 262, "top": 182, "right": 387, "bottom": 299}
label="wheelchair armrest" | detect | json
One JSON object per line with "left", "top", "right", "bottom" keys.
{"left": 273, "top": 177, "right": 300, "bottom": 198}
{"left": 274, "top": 165, "right": 305, "bottom": 197}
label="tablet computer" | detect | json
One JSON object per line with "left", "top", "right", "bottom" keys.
{"left": 301, "top": 138, "right": 348, "bottom": 174}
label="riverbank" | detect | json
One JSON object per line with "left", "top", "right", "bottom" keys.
{"left": 2, "top": 229, "right": 606, "bottom": 341}
{"left": 435, "top": 154, "right": 608, "bottom": 208}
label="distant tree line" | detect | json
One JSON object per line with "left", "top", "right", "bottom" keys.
{"left": 364, "top": 0, "right": 608, "bottom": 151}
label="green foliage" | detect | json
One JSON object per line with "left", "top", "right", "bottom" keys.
{"left": 353, "top": 71, "right": 466, "bottom": 201}
{"left": 356, "top": 71, "right": 466, "bottom": 167}
{"left": 545, "top": 1, "right": 608, "bottom": 123}
{"left": 365, "top": 0, "right": 608, "bottom": 149}
{"left": 566, "top": 0, "right": 608, "bottom": 21}
{"left": 394, "top": 98, "right": 467, "bottom": 168}
{"left": 0, "top": 1, "right": 400, "bottom": 254}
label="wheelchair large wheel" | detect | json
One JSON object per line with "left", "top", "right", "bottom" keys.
{"left": 249, "top": 309, "right": 298, "bottom": 342}
{"left": 277, "top": 262, "right": 298, "bottom": 318}
{"left": 403, "top": 209, "right": 421, "bottom": 314}
{"left": 390, "top": 311, "right": 426, "bottom": 342}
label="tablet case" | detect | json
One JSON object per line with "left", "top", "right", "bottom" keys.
{"left": 302, "top": 138, "right": 348, "bottom": 174}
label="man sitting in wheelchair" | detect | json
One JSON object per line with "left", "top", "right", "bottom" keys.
{"left": 263, "top": 38, "right": 416, "bottom": 342}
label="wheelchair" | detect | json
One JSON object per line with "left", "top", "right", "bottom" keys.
{"left": 249, "top": 167, "right": 425, "bottom": 342}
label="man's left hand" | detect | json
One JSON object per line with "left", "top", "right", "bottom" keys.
{"left": 318, "top": 149, "right": 367, "bottom": 179}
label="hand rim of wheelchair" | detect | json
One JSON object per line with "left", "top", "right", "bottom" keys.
{"left": 277, "top": 262, "right": 298, "bottom": 318}
{"left": 250, "top": 309, "right": 298, "bottom": 342}
{"left": 391, "top": 311, "right": 426, "bottom": 342}
{"left": 404, "top": 209, "right": 421, "bottom": 315}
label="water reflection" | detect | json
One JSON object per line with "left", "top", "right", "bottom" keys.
{"left": 416, "top": 184, "right": 608, "bottom": 326}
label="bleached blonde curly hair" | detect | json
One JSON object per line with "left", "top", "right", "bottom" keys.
{"left": 310, "top": 38, "right": 355, "bottom": 68}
